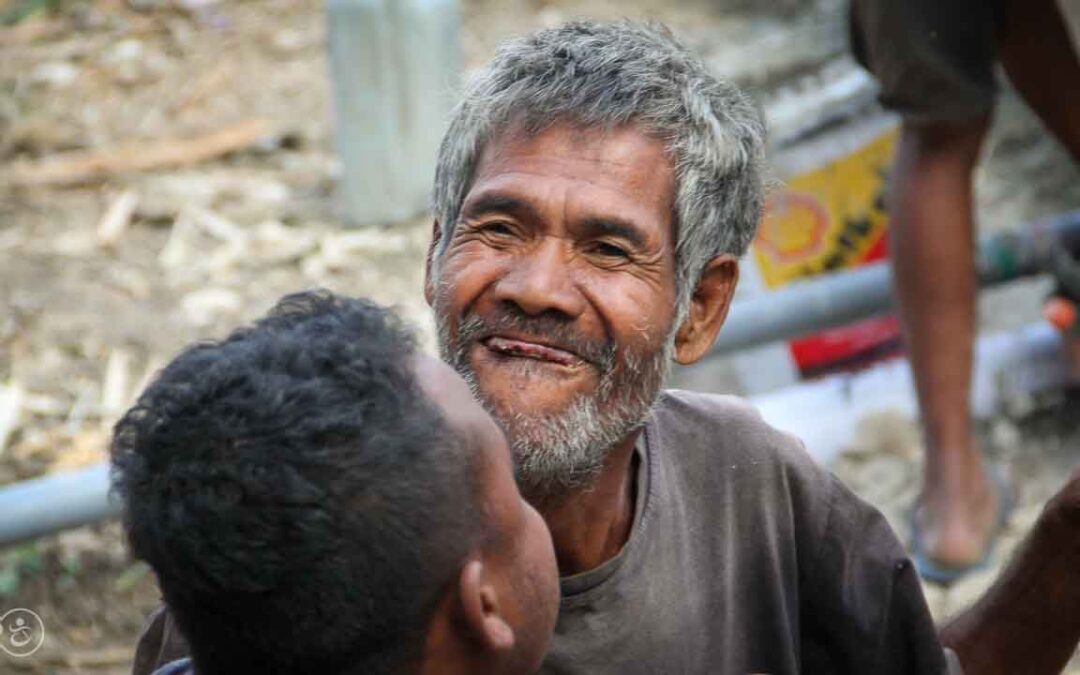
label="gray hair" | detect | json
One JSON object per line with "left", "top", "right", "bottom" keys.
{"left": 431, "top": 20, "right": 767, "bottom": 315}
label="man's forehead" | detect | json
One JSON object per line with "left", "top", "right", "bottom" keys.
{"left": 466, "top": 123, "right": 677, "bottom": 234}
{"left": 475, "top": 122, "right": 674, "bottom": 184}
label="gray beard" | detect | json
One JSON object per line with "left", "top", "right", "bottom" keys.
{"left": 435, "top": 302, "right": 675, "bottom": 503}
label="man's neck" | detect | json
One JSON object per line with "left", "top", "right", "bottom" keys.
{"left": 537, "top": 431, "right": 641, "bottom": 576}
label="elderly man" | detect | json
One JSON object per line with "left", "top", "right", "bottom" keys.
{"left": 424, "top": 20, "right": 1080, "bottom": 673}
{"left": 134, "top": 20, "right": 1080, "bottom": 675}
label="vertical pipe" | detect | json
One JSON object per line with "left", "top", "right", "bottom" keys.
{"left": 327, "top": 0, "right": 461, "bottom": 226}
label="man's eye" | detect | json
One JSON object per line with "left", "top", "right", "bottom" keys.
{"left": 591, "top": 242, "right": 630, "bottom": 259}
{"left": 481, "top": 221, "right": 514, "bottom": 235}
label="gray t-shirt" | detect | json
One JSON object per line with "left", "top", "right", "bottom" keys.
{"left": 131, "top": 390, "right": 959, "bottom": 674}
{"left": 542, "top": 389, "right": 952, "bottom": 674}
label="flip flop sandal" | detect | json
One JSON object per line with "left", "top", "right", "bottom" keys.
{"left": 908, "top": 463, "right": 1016, "bottom": 585}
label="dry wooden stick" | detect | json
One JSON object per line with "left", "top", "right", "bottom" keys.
{"left": 7, "top": 119, "right": 273, "bottom": 187}
{"left": 96, "top": 189, "right": 139, "bottom": 248}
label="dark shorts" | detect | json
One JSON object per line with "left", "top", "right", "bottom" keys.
{"left": 850, "top": 0, "right": 1006, "bottom": 122}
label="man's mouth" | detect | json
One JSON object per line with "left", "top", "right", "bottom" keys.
{"left": 482, "top": 335, "right": 581, "bottom": 367}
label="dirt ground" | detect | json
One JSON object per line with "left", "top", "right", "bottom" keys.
{"left": 1, "top": 0, "right": 1078, "bottom": 672}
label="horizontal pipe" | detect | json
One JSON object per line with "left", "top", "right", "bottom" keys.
{"left": 711, "top": 210, "right": 1080, "bottom": 356}
{"left": 0, "top": 211, "right": 1077, "bottom": 548}
{"left": 0, "top": 464, "right": 120, "bottom": 547}
{"left": 713, "top": 263, "right": 893, "bottom": 356}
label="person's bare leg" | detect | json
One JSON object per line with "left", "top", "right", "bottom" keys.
{"left": 998, "top": 0, "right": 1080, "bottom": 161}
{"left": 890, "top": 116, "right": 998, "bottom": 568}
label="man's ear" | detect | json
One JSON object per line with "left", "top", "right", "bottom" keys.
{"left": 457, "top": 558, "right": 515, "bottom": 653}
{"left": 673, "top": 254, "right": 739, "bottom": 365}
{"left": 424, "top": 219, "right": 442, "bottom": 308}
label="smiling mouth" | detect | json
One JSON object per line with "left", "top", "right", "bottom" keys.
{"left": 482, "top": 336, "right": 582, "bottom": 367}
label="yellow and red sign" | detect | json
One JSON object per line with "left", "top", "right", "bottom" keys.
{"left": 752, "top": 128, "right": 901, "bottom": 376}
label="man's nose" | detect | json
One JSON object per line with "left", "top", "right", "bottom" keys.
{"left": 492, "top": 238, "right": 586, "bottom": 318}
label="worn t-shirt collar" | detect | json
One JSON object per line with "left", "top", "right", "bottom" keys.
{"left": 558, "top": 416, "right": 654, "bottom": 599}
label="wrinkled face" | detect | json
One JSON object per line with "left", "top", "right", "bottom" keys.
{"left": 416, "top": 355, "right": 559, "bottom": 672}
{"left": 428, "top": 123, "right": 680, "bottom": 500}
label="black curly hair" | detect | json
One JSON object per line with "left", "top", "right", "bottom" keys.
{"left": 111, "top": 290, "right": 480, "bottom": 675}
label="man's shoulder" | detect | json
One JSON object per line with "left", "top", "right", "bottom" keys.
{"left": 654, "top": 388, "right": 761, "bottom": 423}
{"left": 650, "top": 388, "right": 820, "bottom": 473}
{"left": 643, "top": 391, "right": 948, "bottom": 675}
{"left": 646, "top": 388, "right": 843, "bottom": 531}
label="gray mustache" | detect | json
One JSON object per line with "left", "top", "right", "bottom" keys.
{"left": 456, "top": 308, "right": 616, "bottom": 372}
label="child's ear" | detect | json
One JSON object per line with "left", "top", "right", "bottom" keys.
{"left": 457, "top": 558, "right": 516, "bottom": 653}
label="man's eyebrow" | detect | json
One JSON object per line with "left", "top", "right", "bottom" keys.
{"left": 461, "top": 193, "right": 651, "bottom": 249}
{"left": 577, "top": 216, "right": 648, "bottom": 249}
{"left": 460, "top": 194, "right": 540, "bottom": 223}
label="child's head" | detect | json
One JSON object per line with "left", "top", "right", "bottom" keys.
{"left": 112, "top": 290, "right": 558, "bottom": 675}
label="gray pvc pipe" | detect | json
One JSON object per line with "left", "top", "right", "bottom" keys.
{"left": 327, "top": 0, "right": 461, "bottom": 226}
{"left": 0, "top": 464, "right": 120, "bottom": 547}
{"left": 711, "top": 210, "right": 1080, "bottom": 357}
{"left": 712, "top": 263, "right": 894, "bottom": 356}
{"left": 1, "top": 211, "right": 1077, "bottom": 548}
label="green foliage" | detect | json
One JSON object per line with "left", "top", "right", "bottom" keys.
{"left": 114, "top": 561, "right": 150, "bottom": 593}
{"left": 1, "top": 0, "right": 70, "bottom": 26}
{"left": 0, "top": 544, "right": 43, "bottom": 597}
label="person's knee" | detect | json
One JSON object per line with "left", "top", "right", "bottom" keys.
{"left": 900, "top": 116, "right": 991, "bottom": 168}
